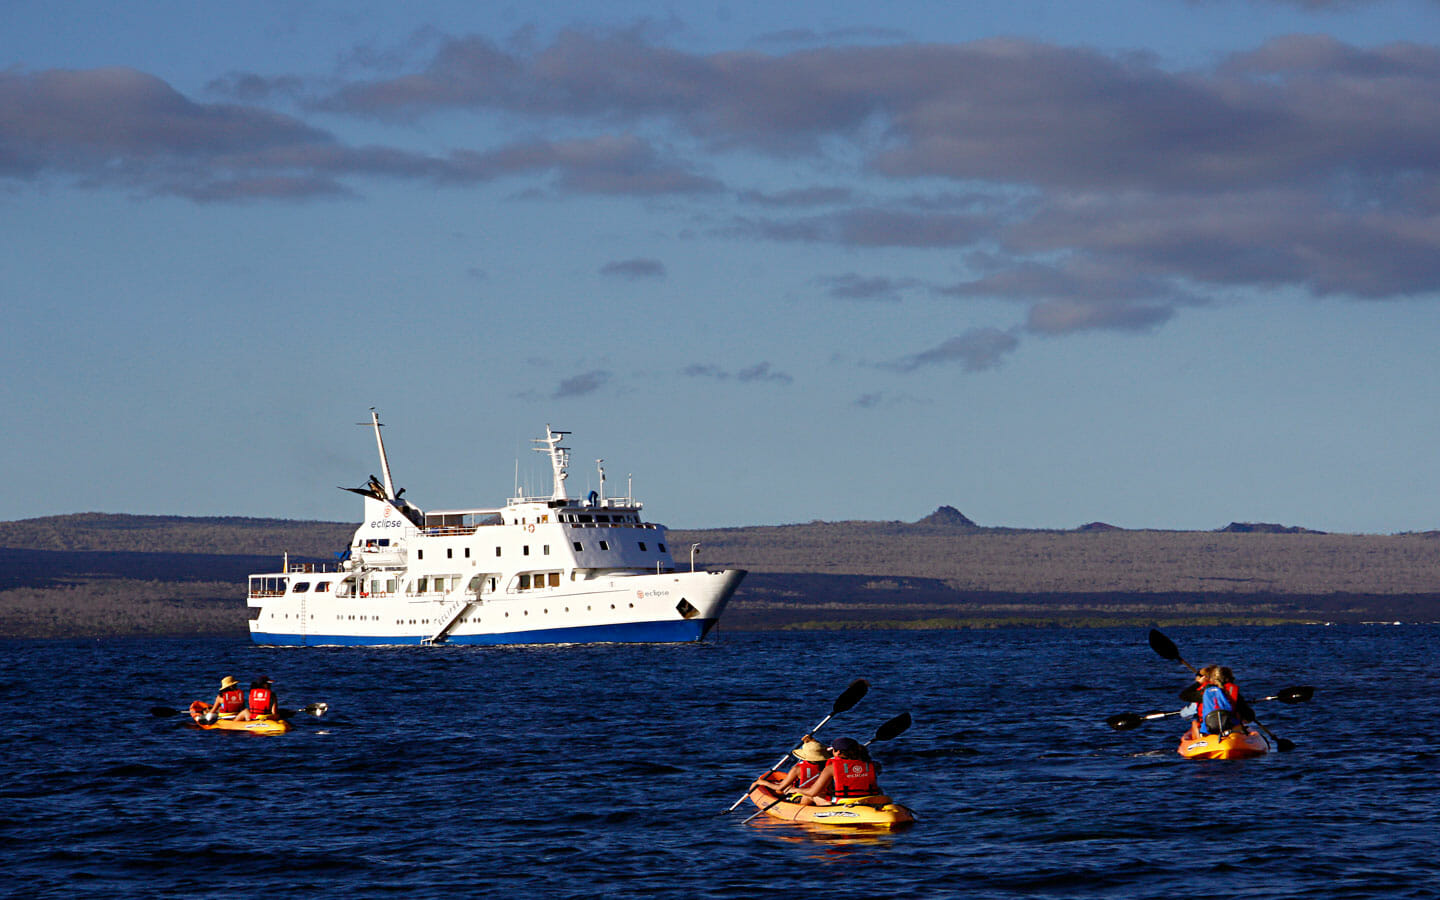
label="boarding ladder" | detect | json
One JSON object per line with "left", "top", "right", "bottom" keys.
{"left": 422, "top": 595, "right": 474, "bottom": 645}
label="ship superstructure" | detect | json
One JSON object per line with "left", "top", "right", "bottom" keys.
{"left": 247, "top": 411, "right": 744, "bottom": 646}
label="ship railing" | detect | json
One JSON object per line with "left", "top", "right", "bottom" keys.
{"left": 282, "top": 562, "right": 335, "bottom": 574}
{"left": 566, "top": 522, "right": 660, "bottom": 530}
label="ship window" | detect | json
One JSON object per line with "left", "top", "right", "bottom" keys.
{"left": 379, "top": 539, "right": 390, "bottom": 547}
{"left": 523, "top": 545, "right": 530, "bottom": 556}
{"left": 543, "top": 545, "right": 550, "bottom": 555}
{"left": 638, "top": 542, "right": 647, "bottom": 552}
{"left": 599, "top": 540, "right": 610, "bottom": 551}
{"left": 418, "top": 550, "right": 424, "bottom": 560}
{"left": 293, "top": 582, "right": 310, "bottom": 593}
{"left": 541, "top": 515, "right": 549, "bottom": 523}
{"left": 598, "top": 515, "right": 610, "bottom": 523}
{"left": 316, "top": 582, "right": 331, "bottom": 592}
{"left": 464, "top": 548, "right": 471, "bottom": 558}
{"left": 495, "top": 547, "right": 502, "bottom": 557}
{"left": 519, "top": 574, "right": 531, "bottom": 589}
{"left": 549, "top": 572, "right": 560, "bottom": 588}
{"left": 386, "top": 579, "right": 397, "bottom": 593}
{"left": 573, "top": 542, "right": 583, "bottom": 551}
{"left": 658, "top": 543, "right": 666, "bottom": 553}
{"left": 418, "top": 577, "right": 429, "bottom": 592}
{"left": 447, "top": 548, "right": 453, "bottom": 559}
{"left": 489, "top": 577, "right": 497, "bottom": 591}
{"left": 580, "top": 515, "right": 592, "bottom": 523}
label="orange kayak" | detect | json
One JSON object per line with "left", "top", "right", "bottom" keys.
{"left": 1177, "top": 730, "right": 1269, "bottom": 760}
{"left": 746, "top": 771, "right": 914, "bottom": 828}
{"left": 188, "top": 701, "right": 291, "bottom": 735}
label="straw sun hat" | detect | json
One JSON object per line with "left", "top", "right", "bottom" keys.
{"left": 792, "top": 739, "right": 830, "bottom": 762}
{"left": 219, "top": 675, "right": 239, "bottom": 690}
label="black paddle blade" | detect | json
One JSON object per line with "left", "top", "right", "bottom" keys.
{"left": 149, "top": 706, "right": 179, "bottom": 717}
{"left": 1148, "top": 629, "right": 1181, "bottom": 662}
{"left": 1275, "top": 737, "right": 1297, "bottom": 752}
{"left": 872, "top": 711, "right": 912, "bottom": 743}
{"left": 1179, "top": 685, "right": 1202, "bottom": 703}
{"left": 1106, "top": 713, "right": 1145, "bottom": 731}
{"left": 1278, "top": 686, "right": 1315, "bottom": 703}
{"left": 832, "top": 679, "right": 869, "bottom": 715}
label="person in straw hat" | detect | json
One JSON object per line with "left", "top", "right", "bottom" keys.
{"left": 752, "top": 735, "right": 831, "bottom": 796}
{"left": 206, "top": 675, "right": 247, "bottom": 721}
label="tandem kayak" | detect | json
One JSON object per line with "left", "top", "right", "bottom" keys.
{"left": 746, "top": 772, "right": 914, "bottom": 828}
{"left": 1177, "top": 730, "right": 1268, "bottom": 760}
{"left": 189, "top": 701, "right": 291, "bottom": 735}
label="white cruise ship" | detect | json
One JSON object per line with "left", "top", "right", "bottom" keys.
{"left": 247, "top": 411, "right": 745, "bottom": 646}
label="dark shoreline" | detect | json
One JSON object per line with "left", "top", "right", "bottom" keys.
{"left": 3, "top": 514, "right": 1438, "bottom": 638}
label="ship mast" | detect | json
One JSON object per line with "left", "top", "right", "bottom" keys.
{"left": 534, "top": 425, "right": 571, "bottom": 501}
{"left": 369, "top": 408, "right": 395, "bottom": 499}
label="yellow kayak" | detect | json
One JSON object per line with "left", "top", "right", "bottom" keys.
{"left": 746, "top": 772, "right": 914, "bottom": 828}
{"left": 189, "top": 701, "right": 291, "bottom": 735}
{"left": 1177, "top": 730, "right": 1268, "bottom": 760}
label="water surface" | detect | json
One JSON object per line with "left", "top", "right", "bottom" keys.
{"left": 4, "top": 626, "right": 1435, "bottom": 898}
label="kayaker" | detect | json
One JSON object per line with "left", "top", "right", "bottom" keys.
{"left": 1184, "top": 665, "right": 1249, "bottom": 740}
{"left": 207, "top": 675, "right": 247, "bottom": 719}
{"left": 754, "top": 737, "right": 831, "bottom": 796}
{"left": 234, "top": 675, "right": 278, "bottom": 721}
{"left": 1197, "top": 667, "right": 1242, "bottom": 736}
{"left": 796, "top": 737, "right": 882, "bottom": 807}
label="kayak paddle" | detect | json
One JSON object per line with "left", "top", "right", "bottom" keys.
{"left": 725, "top": 678, "right": 869, "bottom": 813}
{"left": 1107, "top": 684, "right": 1313, "bottom": 732}
{"left": 150, "top": 701, "right": 328, "bottom": 720}
{"left": 1147, "top": 629, "right": 1306, "bottom": 752}
{"left": 1105, "top": 708, "right": 1190, "bottom": 731}
{"left": 743, "top": 711, "right": 912, "bottom": 824}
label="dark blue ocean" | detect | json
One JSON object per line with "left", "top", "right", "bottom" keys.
{"left": 4, "top": 626, "right": 1436, "bottom": 899}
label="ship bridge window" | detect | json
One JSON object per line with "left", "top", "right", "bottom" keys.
{"left": 579, "top": 515, "right": 593, "bottom": 523}
{"left": 599, "top": 540, "right": 610, "bottom": 551}
{"left": 638, "top": 542, "right": 647, "bottom": 552}
{"left": 293, "top": 582, "right": 310, "bottom": 593}
{"left": 573, "top": 541, "right": 583, "bottom": 551}
{"left": 658, "top": 543, "right": 666, "bottom": 553}
{"left": 598, "top": 515, "right": 611, "bottom": 523}
{"left": 316, "top": 582, "right": 331, "bottom": 592}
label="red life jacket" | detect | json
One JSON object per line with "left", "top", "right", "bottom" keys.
{"left": 247, "top": 687, "right": 274, "bottom": 716}
{"left": 827, "top": 757, "right": 880, "bottom": 798}
{"left": 790, "top": 759, "right": 823, "bottom": 787}
{"left": 218, "top": 688, "right": 246, "bottom": 714}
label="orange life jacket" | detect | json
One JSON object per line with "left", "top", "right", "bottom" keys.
{"left": 247, "top": 687, "right": 274, "bottom": 717}
{"left": 789, "top": 759, "right": 823, "bottom": 787}
{"left": 827, "top": 757, "right": 880, "bottom": 798}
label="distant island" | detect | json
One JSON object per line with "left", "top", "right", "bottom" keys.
{"left": 1, "top": 509, "right": 1437, "bottom": 638}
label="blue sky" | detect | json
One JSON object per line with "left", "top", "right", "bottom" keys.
{"left": 5, "top": 0, "right": 1440, "bottom": 533}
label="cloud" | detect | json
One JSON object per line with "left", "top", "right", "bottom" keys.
{"left": 600, "top": 257, "right": 666, "bottom": 279}
{"left": 682, "top": 362, "right": 793, "bottom": 384}
{"left": 553, "top": 370, "right": 611, "bottom": 398}
{"left": 736, "top": 362, "right": 793, "bottom": 384}
{"left": 0, "top": 67, "right": 719, "bottom": 200}
{"left": 886, "top": 328, "right": 1021, "bottom": 373}
{"left": 818, "top": 273, "right": 917, "bottom": 301}
{"left": 9, "top": 28, "right": 1440, "bottom": 317}
{"left": 447, "top": 134, "right": 722, "bottom": 195}
{"left": 737, "top": 185, "right": 854, "bottom": 207}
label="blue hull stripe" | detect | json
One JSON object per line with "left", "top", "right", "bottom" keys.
{"left": 251, "top": 617, "right": 716, "bottom": 647}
